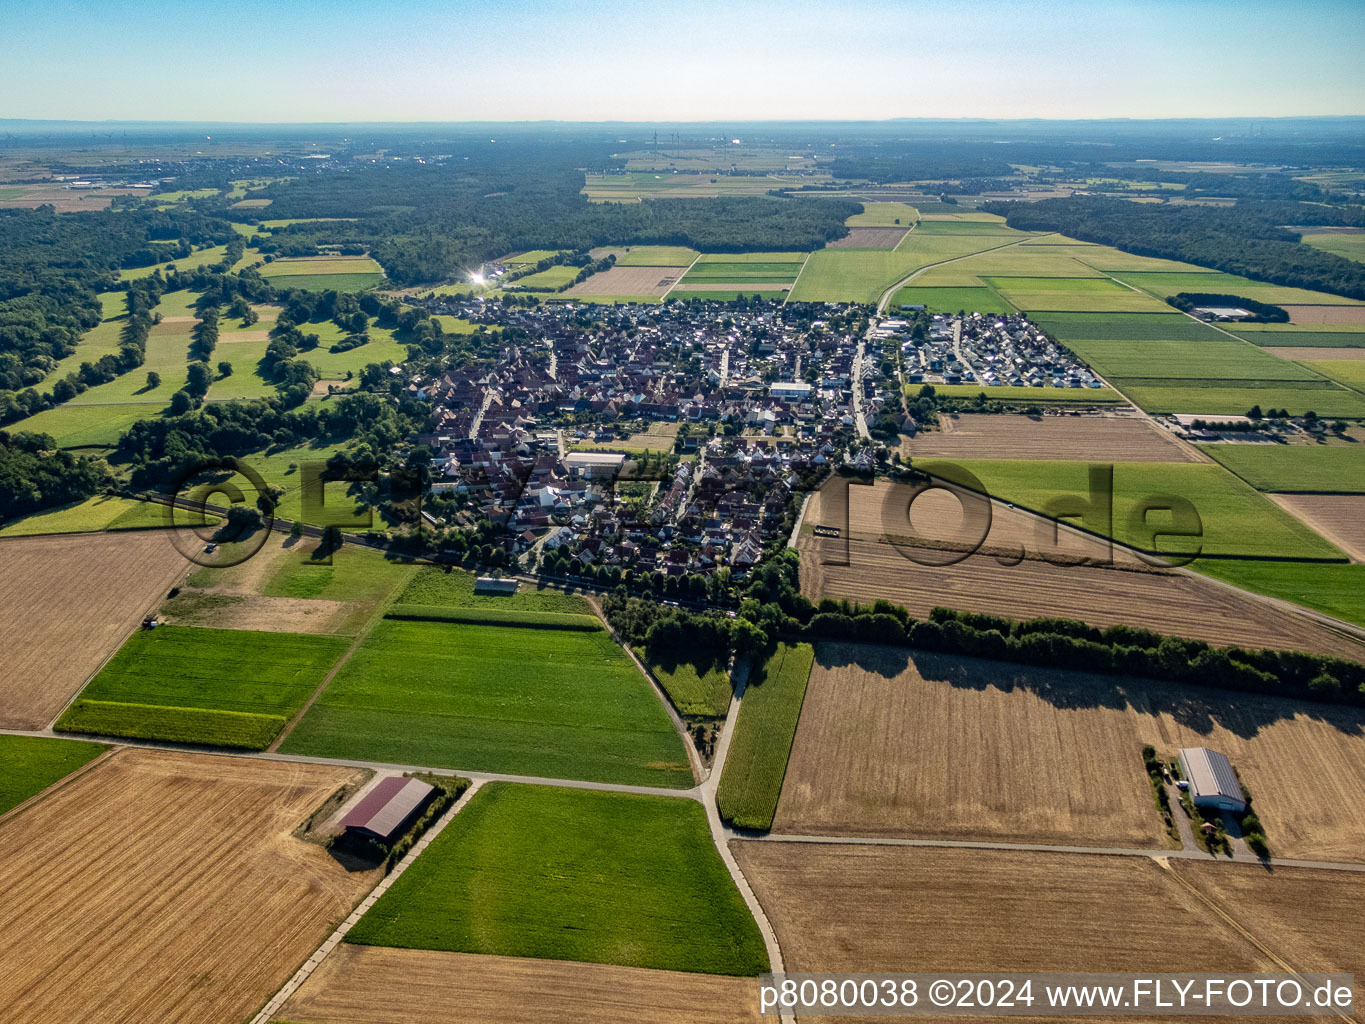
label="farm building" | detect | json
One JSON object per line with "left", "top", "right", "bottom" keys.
{"left": 474, "top": 576, "right": 519, "bottom": 595}
{"left": 563, "top": 452, "right": 626, "bottom": 479}
{"left": 1178, "top": 747, "right": 1247, "bottom": 813}
{"left": 341, "top": 776, "right": 436, "bottom": 844}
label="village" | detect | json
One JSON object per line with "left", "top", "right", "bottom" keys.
{"left": 401, "top": 295, "right": 896, "bottom": 579}
{"left": 898, "top": 311, "right": 1105, "bottom": 389}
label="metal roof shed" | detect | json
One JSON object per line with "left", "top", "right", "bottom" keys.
{"left": 1177, "top": 747, "right": 1247, "bottom": 814}
{"left": 341, "top": 776, "right": 436, "bottom": 843}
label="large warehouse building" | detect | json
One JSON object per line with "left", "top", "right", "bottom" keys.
{"left": 1177, "top": 747, "right": 1247, "bottom": 814}
{"left": 341, "top": 776, "right": 436, "bottom": 844}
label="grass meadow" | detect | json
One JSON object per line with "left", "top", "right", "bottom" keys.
{"left": 1202, "top": 445, "right": 1365, "bottom": 493}
{"left": 346, "top": 782, "right": 769, "bottom": 975}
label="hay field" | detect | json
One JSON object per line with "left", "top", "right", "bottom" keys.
{"left": 0, "top": 749, "right": 377, "bottom": 1024}
{"left": 1168, "top": 861, "right": 1365, "bottom": 1012}
{"left": 1268, "top": 494, "right": 1365, "bottom": 562}
{"left": 734, "top": 843, "right": 1277, "bottom": 1021}
{"left": 774, "top": 645, "right": 1169, "bottom": 847}
{"left": 1280, "top": 304, "right": 1365, "bottom": 325}
{"left": 908, "top": 413, "right": 1197, "bottom": 462}
{"left": 565, "top": 265, "right": 684, "bottom": 297}
{"left": 272, "top": 945, "right": 762, "bottom": 1024}
{"left": 775, "top": 644, "right": 1365, "bottom": 860}
{"left": 797, "top": 479, "right": 1365, "bottom": 661}
{"left": 0, "top": 532, "right": 189, "bottom": 729}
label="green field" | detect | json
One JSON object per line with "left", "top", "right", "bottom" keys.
{"left": 1301, "top": 231, "right": 1365, "bottom": 264}
{"left": 1114, "top": 271, "right": 1365, "bottom": 305}
{"left": 922, "top": 383, "right": 1125, "bottom": 405}
{"left": 892, "top": 285, "right": 1014, "bottom": 314}
{"left": 1232, "top": 329, "right": 1365, "bottom": 347}
{"left": 919, "top": 459, "right": 1345, "bottom": 562}
{"left": 397, "top": 566, "right": 592, "bottom": 612}
{"left": 695, "top": 251, "right": 808, "bottom": 263}
{"left": 280, "top": 617, "right": 691, "bottom": 786}
{"left": 261, "top": 273, "right": 383, "bottom": 292}
{"left": 1118, "top": 383, "right": 1365, "bottom": 418}
{"left": 262, "top": 542, "right": 417, "bottom": 603}
{"left": 0, "top": 496, "right": 160, "bottom": 537}
{"left": 508, "top": 264, "right": 579, "bottom": 290}
{"left": 611, "top": 246, "right": 699, "bottom": 266}
{"left": 1064, "top": 340, "right": 1327, "bottom": 382}
{"left": 346, "top": 783, "right": 768, "bottom": 975}
{"left": 1202, "top": 444, "right": 1365, "bottom": 493}
{"left": 1031, "top": 312, "right": 1229, "bottom": 342}
{"left": 985, "top": 276, "right": 1170, "bottom": 313}
{"left": 0, "top": 736, "right": 106, "bottom": 816}
{"left": 847, "top": 202, "right": 919, "bottom": 227}
{"left": 10, "top": 403, "right": 156, "bottom": 449}
{"left": 788, "top": 237, "right": 999, "bottom": 304}
{"left": 681, "top": 262, "right": 803, "bottom": 282}
{"left": 715, "top": 643, "right": 815, "bottom": 831}
{"left": 118, "top": 244, "right": 242, "bottom": 281}
{"left": 1195, "top": 559, "right": 1365, "bottom": 630}
{"left": 504, "top": 249, "right": 561, "bottom": 264}
{"left": 1305, "top": 360, "right": 1365, "bottom": 392}
{"left": 386, "top": 604, "right": 601, "bottom": 630}
{"left": 55, "top": 626, "right": 349, "bottom": 749}
{"left": 644, "top": 648, "right": 734, "bottom": 718}
{"left": 672, "top": 289, "right": 790, "bottom": 302}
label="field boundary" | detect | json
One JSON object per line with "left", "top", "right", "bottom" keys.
{"left": 658, "top": 252, "right": 701, "bottom": 300}
{"left": 248, "top": 779, "right": 487, "bottom": 1024}
{"left": 781, "top": 252, "right": 813, "bottom": 305}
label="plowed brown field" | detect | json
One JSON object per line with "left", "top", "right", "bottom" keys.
{"left": 734, "top": 843, "right": 1278, "bottom": 1024}
{"left": 565, "top": 265, "right": 683, "bottom": 296}
{"left": 272, "top": 945, "right": 762, "bottom": 1024}
{"left": 799, "top": 479, "right": 1365, "bottom": 662}
{"left": 773, "top": 643, "right": 1365, "bottom": 861}
{"left": 907, "top": 413, "right": 1199, "bottom": 462}
{"left": 0, "top": 749, "right": 377, "bottom": 1024}
{"left": 0, "top": 532, "right": 189, "bottom": 728}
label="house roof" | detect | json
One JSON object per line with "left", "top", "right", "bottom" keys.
{"left": 341, "top": 776, "right": 435, "bottom": 839}
{"left": 1179, "top": 747, "right": 1242, "bottom": 804}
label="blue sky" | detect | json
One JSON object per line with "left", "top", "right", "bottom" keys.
{"left": 2, "top": 0, "right": 1362, "bottom": 121}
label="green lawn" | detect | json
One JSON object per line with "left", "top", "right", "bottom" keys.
{"left": 1195, "top": 559, "right": 1365, "bottom": 630}
{"left": 280, "top": 618, "right": 691, "bottom": 787}
{"left": 508, "top": 264, "right": 579, "bottom": 290}
{"left": 0, "top": 736, "right": 106, "bottom": 816}
{"left": 918, "top": 459, "right": 1345, "bottom": 562}
{"left": 1202, "top": 444, "right": 1365, "bottom": 493}
{"left": 671, "top": 290, "right": 790, "bottom": 302}
{"left": 504, "top": 249, "right": 562, "bottom": 264}
{"left": 346, "top": 783, "right": 768, "bottom": 975}
{"left": 263, "top": 542, "right": 417, "bottom": 604}
{"left": 398, "top": 566, "right": 592, "bottom": 612}
{"left": 54, "top": 626, "right": 349, "bottom": 749}
{"left": 847, "top": 202, "right": 919, "bottom": 227}
{"left": 715, "top": 643, "right": 815, "bottom": 831}
{"left": 644, "top": 647, "right": 734, "bottom": 718}
{"left": 9, "top": 403, "right": 157, "bottom": 449}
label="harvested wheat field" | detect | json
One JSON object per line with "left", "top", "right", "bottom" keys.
{"left": 1282, "top": 304, "right": 1365, "bottom": 325}
{"left": 0, "top": 532, "right": 189, "bottom": 728}
{"left": 565, "top": 265, "right": 684, "bottom": 297}
{"left": 1168, "top": 860, "right": 1365, "bottom": 1013}
{"left": 799, "top": 479, "right": 1365, "bottom": 661}
{"left": 272, "top": 944, "right": 761, "bottom": 1024}
{"left": 734, "top": 843, "right": 1278, "bottom": 1024}
{"left": 0, "top": 748, "right": 376, "bottom": 1024}
{"left": 1268, "top": 494, "right": 1365, "bottom": 563}
{"left": 827, "top": 227, "right": 908, "bottom": 249}
{"left": 774, "top": 643, "right": 1365, "bottom": 861}
{"left": 908, "top": 412, "right": 1199, "bottom": 462}
{"left": 159, "top": 591, "right": 359, "bottom": 633}
{"left": 774, "top": 644, "right": 1169, "bottom": 847}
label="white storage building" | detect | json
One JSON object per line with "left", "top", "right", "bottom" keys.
{"left": 1178, "top": 747, "right": 1246, "bottom": 813}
